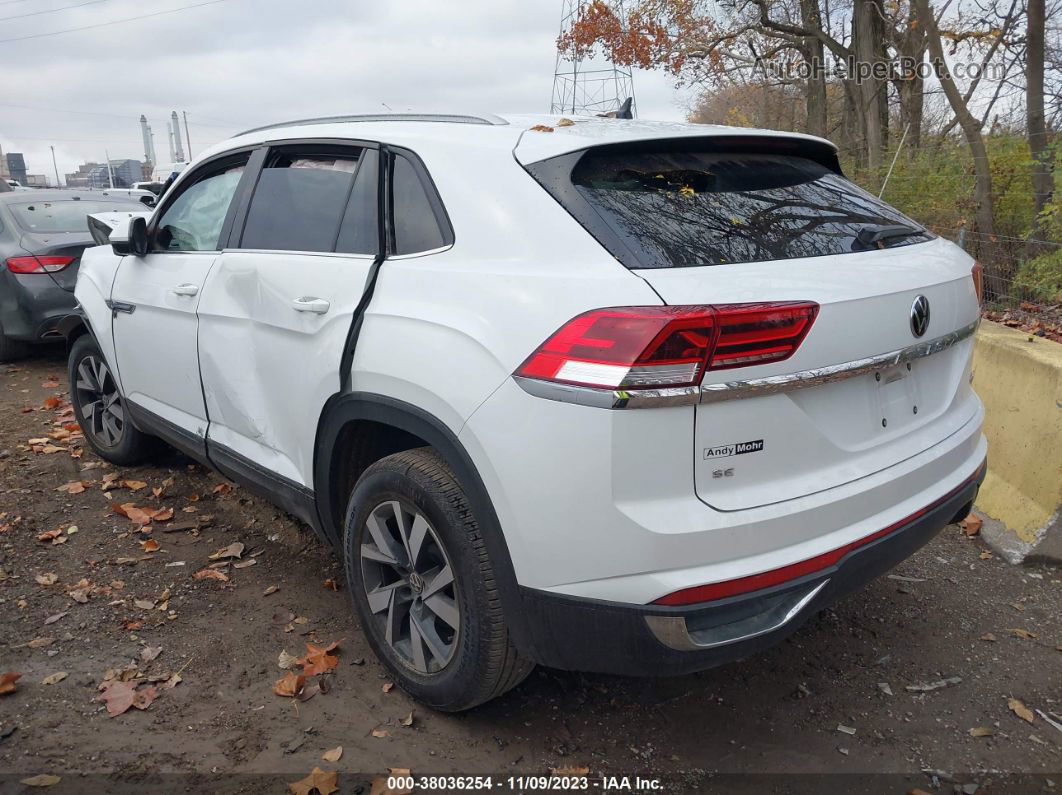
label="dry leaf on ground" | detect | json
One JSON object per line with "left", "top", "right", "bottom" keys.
{"left": 1009, "top": 698, "right": 1035, "bottom": 723}
{"left": 208, "top": 541, "right": 245, "bottom": 560}
{"left": 322, "top": 746, "right": 343, "bottom": 762}
{"left": 140, "top": 646, "right": 162, "bottom": 662}
{"left": 298, "top": 641, "right": 340, "bottom": 676}
{"left": 56, "top": 481, "right": 89, "bottom": 494}
{"left": 192, "top": 569, "right": 229, "bottom": 582}
{"left": 0, "top": 672, "right": 22, "bottom": 695}
{"left": 400, "top": 710, "right": 415, "bottom": 727}
{"left": 289, "top": 767, "right": 338, "bottom": 795}
{"left": 35, "top": 573, "right": 58, "bottom": 586}
{"left": 371, "top": 728, "right": 390, "bottom": 738}
{"left": 1009, "top": 628, "right": 1038, "bottom": 639}
{"left": 20, "top": 774, "right": 61, "bottom": 788}
{"left": 140, "top": 539, "right": 160, "bottom": 553}
{"left": 969, "top": 727, "right": 994, "bottom": 737}
{"left": 960, "top": 514, "right": 983, "bottom": 536}
{"left": 41, "top": 672, "right": 67, "bottom": 686}
{"left": 273, "top": 671, "right": 306, "bottom": 698}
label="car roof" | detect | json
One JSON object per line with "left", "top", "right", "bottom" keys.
{"left": 197, "top": 112, "right": 837, "bottom": 167}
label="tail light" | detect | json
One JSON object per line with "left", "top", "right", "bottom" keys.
{"left": 971, "top": 262, "right": 984, "bottom": 305}
{"left": 516, "top": 302, "right": 818, "bottom": 390}
{"left": 6, "top": 256, "right": 75, "bottom": 274}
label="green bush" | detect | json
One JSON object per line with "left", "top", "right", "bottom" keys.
{"left": 1014, "top": 249, "right": 1062, "bottom": 303}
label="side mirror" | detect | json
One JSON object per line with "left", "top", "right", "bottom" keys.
{"left": 111, "top": 216, "right": 149, "bottom": 257}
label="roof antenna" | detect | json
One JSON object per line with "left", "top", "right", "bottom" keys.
{"left": 598, "top": 97, "right": 634, "bottom": 120}
{"left": 381, "top": 102, "right": 393, "bottom": 111}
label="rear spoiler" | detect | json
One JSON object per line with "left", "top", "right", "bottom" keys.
{"left": 87, "top": 210, "right": 151, "bottom": 247}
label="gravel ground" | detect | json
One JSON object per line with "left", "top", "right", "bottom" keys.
{"left": 1, "top": 350, "right": 1059, "bottom": 794}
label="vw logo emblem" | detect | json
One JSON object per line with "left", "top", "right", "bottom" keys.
{"left": 910, "top": 295, "right": 930, "bottom": 338}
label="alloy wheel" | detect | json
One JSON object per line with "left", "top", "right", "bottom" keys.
{"left": 359, "top": 500, "right": 459, "bottom": 674}
{"left": 74, "top": 354, "right": 125, "bottom": 448}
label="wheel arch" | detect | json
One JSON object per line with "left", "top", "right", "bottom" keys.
{"left": 314, "top": 392, "right": 532, "bottom": 650}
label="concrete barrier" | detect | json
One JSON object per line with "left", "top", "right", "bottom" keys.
{"left": 972, "top": 320, "right": 1062, "bottom": 564}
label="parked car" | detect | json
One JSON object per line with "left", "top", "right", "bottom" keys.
{"left": 1, "top": 191, "right": 149, "bottom": 360}
{"left": 5, "top": 179, "right": 33, "bottom": 191}
{"left": 65, "top": 113, "right": 987, "bottom": 711}
{"left": 93, "top": 187, "right": 157, "bottom": 207}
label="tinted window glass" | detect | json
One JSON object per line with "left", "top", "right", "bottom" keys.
{"left": 241, "top": 152, "right": 361, "bottom": 252}
{"left": 391, "top": 154, "right": 446, "bottom": 255}
{"left": 335, "top": 149, "right": 378, "bottom": 255}
{"left": 564, "top": 150, "right": 931, "bottom": 268}
{"left": 155, "top": 161, "right": 246, "bottom": 251}
{"left": 9, "top": 200, "right": 142, "bottom": 234}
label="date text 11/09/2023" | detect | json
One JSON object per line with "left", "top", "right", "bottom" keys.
{"left": 384, "top": 774, "right": 666, "bottom": 792}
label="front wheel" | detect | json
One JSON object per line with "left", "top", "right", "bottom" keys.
{"left": 68, "top": 334, "right": 156, "bottom": 465}
{"left": 343, "top": 448, "right": 533, "bottom": 711}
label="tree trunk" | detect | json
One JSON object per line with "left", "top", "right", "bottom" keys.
{"left": 914, "top": 0, "right": 1001, "bottom": 297}
{"left": 852, "top": 0, "right": 887, "bottom": 170}
{"left": 799, "top": 0, "right": 828, "bottom": 137}
{"left": 1027, "top": 0, "right": 1052, "bottom": 252}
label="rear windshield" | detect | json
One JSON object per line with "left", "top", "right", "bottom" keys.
{"left": 9, "top": 200, "right": 141, "bottom": 234}
{"left": 535, "top": 149, "right": 932, "bottom": 269}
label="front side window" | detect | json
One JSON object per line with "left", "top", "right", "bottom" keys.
{"left": 154, "top": 158, "right": 247, "bottom": 252}
{"left": 536, "top": 148, "right": 932, "bottom": 269}
{"left": 240, "top": 150, "right": 367, "bottom": 253}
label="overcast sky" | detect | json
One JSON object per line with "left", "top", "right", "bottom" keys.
{"left": 0, "top": 0, "right": 692, "bottom": 183}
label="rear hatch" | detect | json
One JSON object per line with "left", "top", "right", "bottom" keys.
{"left": 522, "top": 133, "right": 982, "bottom": 511}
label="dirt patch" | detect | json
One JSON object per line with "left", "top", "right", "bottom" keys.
{"left": 1, "top": 350, "right": 1060, "bottom": 792}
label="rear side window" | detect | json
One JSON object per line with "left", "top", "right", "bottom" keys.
{"left": 390, "top": 153, "right": 450, "bottom": 255}
{"left": 241, "top": 151, "right": 367, "bottom": 253}
{"left": 533, "top": 148, "right": 932, "bottom": 268}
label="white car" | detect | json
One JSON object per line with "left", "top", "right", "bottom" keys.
{"left": 65, "top": 112, "right": 986, "bottom": 711}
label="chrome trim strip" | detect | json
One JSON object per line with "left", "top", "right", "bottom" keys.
{"left": 512, "top": 319, "right": 978, "bottom": 410}
{"left": 644, "top": 580, "right": 829, "bottom": 652}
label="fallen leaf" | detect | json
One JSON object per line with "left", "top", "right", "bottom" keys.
{"left": 529, "top": 124, "right": 554, "bottom": 132}
{"left": 371, "top": 769, "right": 413, "bottom": 795}
{"left": 56, "top": 481, "right": 89, "bottom": 494}
{"left": 1009, "top": 628, "right": 1038, "bottom": 639}
{"left": 960, "top": 514, "right": 982, "bottom": 536}
{"left": 41, "top": 395, "right": 61, "bottom": 408}
{"left": 208, "top": 541, "right": 245, "bottom": 560}
{"left": 969, "top": 727, "right": 995, "bottom": 737}
{"left": 264, "top": 584, "right": 280, "bottom": 596}
{"left": 371, "top": 728, "right": 390, "bottom": 738}
{"left": 123, "top": 480, "right": 148, "bottom": 491}
{"left": 980, "top": 632, "right": 997, "bottom": 642}
{"left": 323, "top": 578, "right": 340, "bottom": 591}
{"left": 212, "top": 482, "right": 232, "bottom": 495}
{"left": 979, "top": 550, "right": 993, "bottom": 560}
{"left": 161, "top": 672, "right": 182, "bottom": 689}
{"left": 153, "top": 507, "right": 174, "bottom": 522}
{"left": 233, "top": 559, "right": 256, "bottom": 569}
{"left": 134, "top": 599, "right": 155, "bottom": 610}
{"left": 298, "top": 641, "right": 340, "bottom": 676}
{"left": 556, "top": 117, "right": 576, "bottom": 127}
{"left": 289, "top": 767, "right": 338, "bottom": 795}
{"left": 132, "top": 686, "right": 159, "bottom": 710}
{"left": 278, "top": 650, "right": 300, "bottom": 670}
{"left": 273, "top": 671, "right": 306, "bottom": 698}
{"left": 192, "top": 569, "right": 229, "bottom": 582}
{"left": 40, "top": 672, "right": 67, "bottom": 686}
{"left": 98, "top": 681, "right": 137, "bottom": 716}
{"left": 35, "top": 573, "right": 58, "bottom": 586}
{"left": 0, "top": 672, "right": 21, "bottom": 695}
{"left": 36, "top": 528, "right": 62, "bottom": 543}
{"left": 905, "top": 676, "right": 962, "bottom": 692}
{"left": 27, "top": 637, "right": 54, "bottom": 648}
{"left": 322, "top": 745, "right": 343, "bottom": 762}
{"left": 43, "top": 612, "right": 67, "bottom": 625}
{"left": 1009, "top": 698, "right": 1035, "bottom": 724}
{"left": 140, "top": 539, "right": 161, "bottom": 553}
{"left": 20, "top": 774, "right": 61, "bottom": 788}
{"left": 400, "top": 710, "right": 415, "bottom": 727}
{"left": 140, "top": 646, "right": 163, "bottom": 662}
{"left": 382, "top": 682, "right": 394, "bottom": 694}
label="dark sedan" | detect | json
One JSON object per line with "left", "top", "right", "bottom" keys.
{"left": 0, "top": 190, "right": 145, "bottom": 360}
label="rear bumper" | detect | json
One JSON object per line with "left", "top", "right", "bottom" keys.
{"left": 0, "top": 272, "right": 76, "bottom": 342}
{"left": 515, "top": 459, "right": 984, "bottom": 676}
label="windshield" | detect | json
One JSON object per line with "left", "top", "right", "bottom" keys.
{"left": 9, "top": 199, "right": 143, "bottom": 234}
{"left": 540, "top": 149, "right": 933, "bottom": 269}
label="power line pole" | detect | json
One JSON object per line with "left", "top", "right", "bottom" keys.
{"left": 551, "top": 0, "right": 636, "bottom": 117}
{"left": 104, "top": 149, "right": 114, "bottom": 188}
{"left": 50, "top": 145, "right": 61, "bottom": 188}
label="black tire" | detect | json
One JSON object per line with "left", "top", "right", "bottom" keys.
{"left": 68, "top": 334, "right": 156, "bottom": 465}
{"left": 0, "top": 321, "right": 28, "bottom": 363}
{"left": 343, "top": 447, "right": 533, "bottom": 711}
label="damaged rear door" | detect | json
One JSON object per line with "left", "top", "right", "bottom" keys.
{"left": 195, "top": 143, "right": 380, "bottom": 489}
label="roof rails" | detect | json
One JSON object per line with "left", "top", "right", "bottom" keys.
{"left": 237, "top": 113, "right": 509, "bottom": 137}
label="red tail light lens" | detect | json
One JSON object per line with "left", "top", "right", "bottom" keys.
{"left": 516, "top": 302, "right": 818, "bottom": 390}
{"left": 971, "top": 262, "right": 984, "bottom": 305}
{"left": 6, "top": 256, "right": 75, "bottom": 274}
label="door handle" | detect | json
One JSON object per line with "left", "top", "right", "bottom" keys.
{"left": 291, "top": 297, "right": 330, "bottom": 314}
{"left": 170, "top": 283, "right": 199, "bottom": 296}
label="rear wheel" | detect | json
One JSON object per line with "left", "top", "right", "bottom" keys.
{"left": 68, "top": 334, "right": 156, "bottom": 464}
{"left": 343, "top": 448, "right": 533, "bottom": 711}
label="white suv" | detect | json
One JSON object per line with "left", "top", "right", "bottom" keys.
{"left": 65, "top": 113, "right": 986, "bottom": 711}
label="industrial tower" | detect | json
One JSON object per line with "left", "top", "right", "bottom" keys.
{"left": 550, "top": 0, "right": 636, "bottom": 117}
